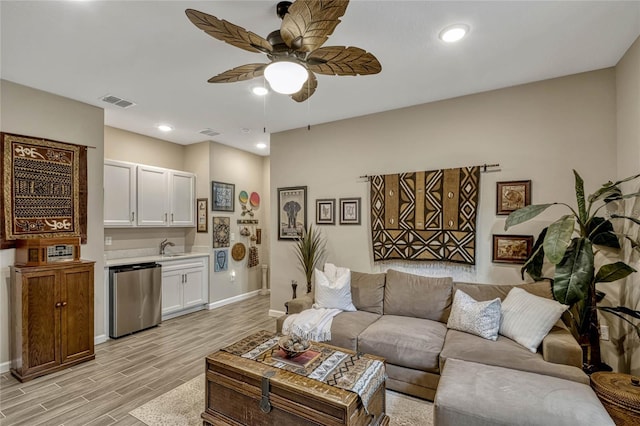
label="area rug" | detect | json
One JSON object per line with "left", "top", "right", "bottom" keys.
{"left": 130, "top": 374, "right": 433, "bottom": 425}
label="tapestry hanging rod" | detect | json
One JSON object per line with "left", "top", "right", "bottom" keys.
{"left": 358, "top": 163, "right": 500, "bottom": 181}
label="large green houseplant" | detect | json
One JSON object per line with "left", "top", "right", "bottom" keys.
{"left": 294, "top": 224, "right": 326, "bottom": 294}
{"left": 505, "top": 170, "right": 640, "bottom": 372}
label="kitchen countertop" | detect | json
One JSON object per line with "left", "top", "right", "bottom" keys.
{"left": 105, "top": 252, "right": 210, "bottom": 267}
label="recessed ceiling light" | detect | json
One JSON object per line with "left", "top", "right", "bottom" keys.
{"left": 157, "top": 124, "right": 173, "bottom": 132}
{"left": 439, "top": 24, "right": 469, "bottom": 43}
{"left": 256, "top": 142, "right": 267, "bottom": 149}
{"left": 252, "top": 86, "right": 268, "bottom": 96}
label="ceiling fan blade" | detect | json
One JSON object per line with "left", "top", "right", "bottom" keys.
{"left": 186, "top": 9, "right": 272, "bottom": 54}
{"left": 291, "top": 71, "right": 318, "bottom": 102}
{"left": 281, "top": 0, "right": 349, "bottom": 52}
{"left": 306, "top": 46, "right": 381, "bottom": 76}
{"left": 208, "top": 64, "right": 268, "bottom": 83}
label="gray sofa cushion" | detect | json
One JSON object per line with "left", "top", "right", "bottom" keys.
{"left": 384, "top": 269, "right": 453, "bottom": 322}
{"left": 328, "top": 311, "right": 381, "bottom": 351}
{"left": 453, "top": 281, "right": 553, "bottom": 302}
{"left": 358, "top": 315, "right": 446, "bottom": 373}
{"left": 440, "top": 329, "right": 588, "bottom": 384}
{"left": 350, "top": 271, "right": 386, "bottom": 315}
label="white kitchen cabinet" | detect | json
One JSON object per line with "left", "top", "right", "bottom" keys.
{"left": 103, "top": 160, "right": 196, "bottom": 228}
{"left": 159, "top": 257, "right": 208, "bottom": 318}
{"left": 104, "top": 160, "right": 137, "bottom": 227}
{"left": 137, "top": 165, "right": 169, "bottom": 226}
{"left": 169, "top": 171, "right": 195, "bottom": 226}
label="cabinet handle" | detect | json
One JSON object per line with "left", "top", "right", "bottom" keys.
{"left": 55, "top": 302, "right": 62, "bottom": 308}
{"left": 62, "top": 301, "right": 67, "bottom": 307}
{"left": 171, "top": 213, "right": 174, "bottom": 222}
{"left": 131, "top": 212, "right": 135, "bottom": 222}
{"left": 165, "top": 213, "right": 168, "bottom": 222}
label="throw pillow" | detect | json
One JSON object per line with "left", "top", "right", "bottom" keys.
{"left": 500, "top": 287, "right": 568, "bottom": 353}
{"left": 446, "top": 289, "right": 502, "bottom": 341}
{"left": 313, "top": 263, "right": 357, "bottom": 311}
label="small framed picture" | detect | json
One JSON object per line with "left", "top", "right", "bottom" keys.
{"left": 339, "top": 197, "right": 361, "bottom": 225}
{"left": 278, "top": 186, "right": 307, "bottom": 240}
{"left": 492, "top": 234, "right": 534, "bottom": 264}
{"left": 496, "top": 180, "right": 531, "bottom": 215}
{"left": 212, "top": 181, "right": 235, "bottom": 212}
{"left": 214, "top": 249, "right": 228, "bottom": 272}
{"left": 213, "top": 216, "right": 230, "bottom": 248}
{"left": 197, "top": 198, "right": 208, "bottom": 233}
{"left": 316, "top": 199, "right": 335, "bottom": 225}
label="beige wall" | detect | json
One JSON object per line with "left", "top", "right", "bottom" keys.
{"left": 270, "top": 69, "right": 617, "bottom": 318}
{"left": 0, "top": 80, "right": 105, "bottom": 369}
{"left": 209, "top": 142, "right": 268, "bottom": 302}
{"left": 616, "top": 36, "right": 640, "bottom": 375}
{"left": 185, "top": 142, "right": 212, "bottom": 251}
{"left": 104, "top": 126, "right": 185, "bottom": 170}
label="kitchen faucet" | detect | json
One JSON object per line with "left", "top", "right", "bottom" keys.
{"left": 159, "top": 238, "right": 175, "bottom": 255}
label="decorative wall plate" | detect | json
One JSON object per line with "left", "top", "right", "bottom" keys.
{"left": 231, "top": 242, "right": 246, "bottom": 261}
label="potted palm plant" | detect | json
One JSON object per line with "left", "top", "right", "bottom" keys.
{"left": 505, "top": 170, "right": 640, "bottom": 372}
{"left": 294, "top": 224, "right": 327, "bottom": 294}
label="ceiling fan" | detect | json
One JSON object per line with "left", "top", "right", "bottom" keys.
{"left": 185, "top": 0, "right": 381, "bottom": 102}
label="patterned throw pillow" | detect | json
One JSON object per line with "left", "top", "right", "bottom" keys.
{"left": 446, "top": 290, "right": 502, "bottom": 341}
{"left": 313, "top": 263, "right": 357, "bottom": 311}
{"left": 500, "top": 287, "right": 568, "bottom": 353}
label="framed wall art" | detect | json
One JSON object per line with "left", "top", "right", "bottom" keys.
{"left": 213, "top": 216, "right": 230, "bottom": 248}
{"left": 214, "top": 249, "right": 228, "bottom": 272}
{"left": 496, "top": 180, "right": 531, "bottom": 215}
{"left": 196, "top": 198, "right": 208, "bottom": 232}
{"left": 316, "top": 199, "right": 335, "bottom": 225}
{"left": 492, "top": 234, "right": 534, "bottom": 264}
{"left": 211, "top": 181, "right": 235, "bottom": 212}
{"left": 339, "top": 197, "right": 361, "bottom": 225}
{"left": 278, "top": 186, "right": 307, "bottom": 240}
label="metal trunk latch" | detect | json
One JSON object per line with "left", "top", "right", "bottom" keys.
{"left": 259, "top": 371, "right": 276, "bottom": 413}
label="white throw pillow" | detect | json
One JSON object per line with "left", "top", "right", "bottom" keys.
{"left": 313, "top": 263, "right": 356, "bottom": 311}
{"left": 500, "top": 287, "right": 568, "bottom": 353}
{"left": 446, "top": 290, "right": 502, "bottom": 341}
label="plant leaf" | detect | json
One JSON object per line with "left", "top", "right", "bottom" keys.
{"left": 521, "top": 227, "right": 547, "bottom": 280}
{"left": 505, "top": 204, "right": 555, "bottom": 230}
{"left": 603, "top": 191, "right": 640, "bottom": 203}
{"left": 587, "top": 217, "right": 620, "bottom": 248}
{"left": 611, "top": 214, "right": 640, "bottom": 227}
{"left": 587, "top": 172, "right": 640, "bottom": 203}
{"left": 594, "top": 261, "right": 636, "bottom": 283}
{"left": 598, "top": 306, "right": 640, "bottom": 338}
{"left": 573, "top": 170, "right": 587, "bottom": 225}
{"left": 544, "top": 215, "right": 575, "bottom": 264}
{"left": 553, "top": 238, "right": 594, "bottom": 306}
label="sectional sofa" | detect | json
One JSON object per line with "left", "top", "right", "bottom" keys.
{"left": 276, "top": 269, "right": 588, "bottom": 400}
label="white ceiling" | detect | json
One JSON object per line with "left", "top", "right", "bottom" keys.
{"left": 1, "top": 1, "right": 639, "bottom": 156}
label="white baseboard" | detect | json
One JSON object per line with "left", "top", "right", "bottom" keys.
{"left": 163, "top": 305, "right": 205, "bottom": 321}
{"left": 0, "top": 360, "right": 10, "bottom": 374}
{"left": 208, "top": 290, "right": 261, "bottom": 310}
{"left": 269, "top": 309, "right": 285, "bottom": 318}
{"left": 95, "top": 334, "right": 108, "bottom": 345}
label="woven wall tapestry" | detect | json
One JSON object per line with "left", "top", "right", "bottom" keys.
{"left": 370, "top": 166, "right": 480, "bottom": 264}
{"left": 1, "top": 132, "right": 87, "bottom": 247}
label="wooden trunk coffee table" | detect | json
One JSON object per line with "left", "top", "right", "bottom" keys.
{"left": 202, "top": 332, "right": 389, "bottom": 426}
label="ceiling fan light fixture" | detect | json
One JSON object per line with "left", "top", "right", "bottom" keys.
{"left": 439, "top": 24, "right": 469, "bottom": 43}
{"left": 264, "top": 61, "right": 308, "bottom": 95}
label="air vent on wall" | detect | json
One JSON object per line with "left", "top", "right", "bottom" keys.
{"left": 99, "top": 94, "right": 136, "bottom": 109}
{"left": 199, "top": 128, "right": 220, "bottom": 137}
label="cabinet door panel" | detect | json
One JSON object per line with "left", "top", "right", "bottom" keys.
{"left": 170, "top": 172, "right": 195, "bottom": 226}
{"left": 162, "top": 271, "right": 183, "bottom": 315}
{"left": 60, "top": 267, "right": 94, "bottom": 364}
{"left": 23, "top": 272, "right": 60, "bottom": 375}
{"left": 137, "top": 165, "right": 169, "bottom": 226}
{"left": 182, "top": 268, "right": 205, "bottom": 308}
{"left": 104, "top": 160, "right": 136, "bottom": 227}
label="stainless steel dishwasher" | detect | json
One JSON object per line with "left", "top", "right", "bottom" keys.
{"left": 109, "top": 262, "right": 162, "bottom": 338}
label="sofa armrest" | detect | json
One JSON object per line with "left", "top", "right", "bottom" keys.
{"left": 285, "top": 294, "right": 314, "bottom": 314}
{"left": 541, "top": 326, "right": 583, "bottom": 368}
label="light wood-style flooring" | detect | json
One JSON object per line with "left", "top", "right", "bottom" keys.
{"left": 0, "top": 295, "right": 276, "bottom": 425}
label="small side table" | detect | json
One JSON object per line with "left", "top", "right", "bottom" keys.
{"left": 591, "top": 372, "right": 640, "bottom": 425}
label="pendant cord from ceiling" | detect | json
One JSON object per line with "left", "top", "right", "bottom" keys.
{"left": 307, "top": 84, "right": 311, "bottom": 131}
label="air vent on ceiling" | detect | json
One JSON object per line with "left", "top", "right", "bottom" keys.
{"left": 99, "top": 94, "right": 136, "bottom": 109}
{"left": 199, "top": 128, "right": 220, "bottom": 137}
